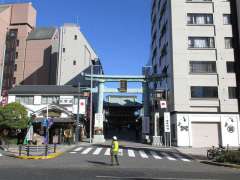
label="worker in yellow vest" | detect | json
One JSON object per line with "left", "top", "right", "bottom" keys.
{"left": 111, "top": 136, "right": 120, "bottom": 166}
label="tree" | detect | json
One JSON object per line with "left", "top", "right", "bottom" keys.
{"left": 0, "top": 102, "right": 29, "bottom": 129}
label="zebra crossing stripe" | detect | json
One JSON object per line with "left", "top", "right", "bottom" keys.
{"left": 128, "top": 149, "right": 135, "bottom": 157}
{"left": 161, "top": 152, "right": 176, "bottom": 161}
{"left": 104, "top": 148, "right": 111, "bottom": 156}
{"left": 118, "top": 149, "right": 123, "bottom": 156}
{"left": 93, "top": 148, "right": 103, "bottom": 155}
{"left": 69, "top": 151, "right": 77, "bottom": 154}
{"left": 74, "top": 147, "right": 83, "bottom": 152}
{"left": 81, "top": 147, "right": 93, "bottom": 155}
{"left": 139, "top": 150, "right": 148, "bottom": 159}
{"left": 174, "top": 153, "right": 191, "bottom": 162}
{"left": 150, "top": 151, "right": 162, "bottom": 159}
{"left": 0, "top": 153, "right": 2, "bottom": 157}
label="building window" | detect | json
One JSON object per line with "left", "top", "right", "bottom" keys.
{"left": 74, "top": 35, "right": 78, "bottom": 40}
{"left": 41, "top": 96, "right": 59, "bottom": 104}
{"left": 190, "top": 61, "right": 216, "bottom": 73}
{"left": 15, "top": 96, "right": 34, "bottom": 105}
{"left": 63, "top": 48, "right": 65, "bottom": 53}
{"left": 188, "top": 37, "right": 215, "bottom": 48}
{"left": 191, "top": 86, "right": 218, "bottom": 98}
{"left": 225, "top": 37, "right": 233, "bottom": 49}
{"left": 228, "top": 87, "right": 238, "bottom": 99}
{"left": 226, "top": 61, "right": 235, "bottom": 73}
{"left": 187, "top": 14, "right": 213, "bottom": 25}
{"left": 73, "top": 60, "right": 76, "bottom": 65}
{"left": 16, "top": 40, "right": 19, "bottom": 47}
{"left": 223, "top": 14, "right": 231, "bottom": 25}
{"left": 15, "top": 52, "right": 18, "bottom": 59}
{"left": 14, "top": 64, "right": 17, "bottom": 71}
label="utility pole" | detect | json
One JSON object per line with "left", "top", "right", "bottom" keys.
{"left": 75, "top": 82, "right": 80, "bottom": 144}
{"left": 90, "top": 65, "right": 93, "bottom": 143}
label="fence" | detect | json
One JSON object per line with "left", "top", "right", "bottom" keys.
{"left": 18, "top": 144, "right": 57, "bottom": 156}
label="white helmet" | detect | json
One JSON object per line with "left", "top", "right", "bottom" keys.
{"left": 113, "top": 136, "right": 117, "bottom": 140}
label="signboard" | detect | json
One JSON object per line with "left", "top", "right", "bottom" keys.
{"left": 164, "top": 112, "right": 171, "bottom": 133}
{"left": 95, "top": 113, "right": 104, "bottom": 128}
{"left": 160, "top": 100, "right": 167, "bottom": 109}
{"left": 79, "top": 99, "right": 86, "bottom": 114}
{"left": 59, "top": 96, "right": 73, "bottom": 105}
{"left": 142, "top": 116, "right": 150, "bottom": 134}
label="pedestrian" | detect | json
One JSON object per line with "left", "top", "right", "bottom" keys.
{"left": 110, "top": 136, "right": 120, "bottom": 166}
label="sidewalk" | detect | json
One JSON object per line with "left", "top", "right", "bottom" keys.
{"left": 175, "top": 147, "right": 208, "bottom": 160}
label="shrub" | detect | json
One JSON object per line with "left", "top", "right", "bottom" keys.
{"left": 216, "top": 151, "right": 240, "bottom": 165}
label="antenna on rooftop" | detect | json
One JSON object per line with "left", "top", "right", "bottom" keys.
{"left": 76, "top": 15, "right": 79, "bottom": 25}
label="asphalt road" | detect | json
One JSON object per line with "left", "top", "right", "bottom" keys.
{"left": 0, "top": 145, "right": 239, "bottom": 180}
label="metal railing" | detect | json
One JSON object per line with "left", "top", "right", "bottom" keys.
{"left": 18, "top": 144, "right": 57, "bottom": 156}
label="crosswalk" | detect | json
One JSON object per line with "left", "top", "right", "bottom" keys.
{"left": 69, "top": 146, "right": 192, "bottom": 162}
{"left": 0, "top": 153, "right": 3, "bottom": 157}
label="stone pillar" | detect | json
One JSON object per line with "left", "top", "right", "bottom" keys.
{"left": 93, "top": 80, "right": 105, "bottom": 143}
{"left": 97, "top": 81, "right": 104, "bottom": 113}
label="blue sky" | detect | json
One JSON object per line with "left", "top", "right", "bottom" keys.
{"left": 2, "top": 0, "right": 151, "bottom": 96}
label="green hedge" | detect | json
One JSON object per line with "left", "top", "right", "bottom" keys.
{"left": 216, "top": 150, "right": 240, "bottom": 165}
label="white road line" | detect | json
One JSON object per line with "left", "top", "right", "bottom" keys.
{"left": 127, "top": 149, "right": 135, "bottom": 157}
{"left": 81, "top": 147, "right": 93, "bottom": 155}
{"left": 93, "top": 148, "right": 103, "bottom": 155}
{"left": 150, "top": 151, "right": 162, "bottom": 159}
{"left": 174, "top": 153, "right": 191, "bottom": 162}
{"left": 161, "top": 152, "right": 176, "bottom": 161}
{"left": 118, "top": 149, "right": 123, "bottom": 156}
{"left": 69, "top": 152, "right": 77, "bottom": 154}
{"left": 73, "top": 147, "right": 83, "bottom": 152}
{"left": 139, "top": 150, "right": 148, "bottom": 159}
{"left": 104, "top": 148, "right": 111, "bottom": 156}
{"left": 0, "top": 153, "right": 2, "bottom": 157}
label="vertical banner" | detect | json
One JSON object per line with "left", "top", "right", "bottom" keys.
{"left": 164, "top": 112, "right": 171, "bottom": 133}
{"left": 79, "top": 99, "right": 86, "bottom": 114}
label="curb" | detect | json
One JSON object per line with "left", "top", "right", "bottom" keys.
{"left": 200, "top": 160, "right": 240, "bottom": 169}
{"left": 14, "top": 152, "right": 64, "bottom": 160}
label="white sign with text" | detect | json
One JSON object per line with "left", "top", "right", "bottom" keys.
{"left": 164, "top": 112, "right": 171, "bottom": 133}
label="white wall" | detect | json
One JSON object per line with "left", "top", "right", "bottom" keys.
{"left": 175, "top": 113, "right": 240, "bottom": 147}
{"left": 57, "top": 24, "right": 98, "bottom": 85}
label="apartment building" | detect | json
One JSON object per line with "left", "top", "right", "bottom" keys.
{"left": 150, "top": 0, "right": 240, "bottom": 147}
{"left": 0, "top": 3, "right": 36, "bottom": 97}
{"left": 57, "top": 24, "right": 98, "bottom": 86}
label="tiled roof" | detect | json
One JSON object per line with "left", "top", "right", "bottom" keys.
{"left": 0, "top": 5, "right": 9, "bottom": 13}
{"left": 27, "top": 27, "right": 56, "bottom": 40}
{"left": 8, "top": 85, "right": 81, "bottom": 95}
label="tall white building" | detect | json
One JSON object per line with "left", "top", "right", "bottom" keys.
{"left": 57, "top": 23, "right": 98, "bottom": 85}
{"left": 150, "top": 0, "right": 240, "bottom": 147}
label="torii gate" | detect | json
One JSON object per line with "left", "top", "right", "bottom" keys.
{"left": 84, "top": 74, "right": 151, "bottom": 143}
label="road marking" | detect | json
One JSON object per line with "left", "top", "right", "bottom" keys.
{"left": 69, "top": 152, "right": 77, "bottom": 154}
{"left": 174, "top": 153, "right": 191, "bottom": 162}
{"left": 96, "top": 176, "right": 219, "bottom": 180}
{"left": 150, "top": 151, "right": 162, "bottom": 159}
{"left": 161, "top": 152, "right": 176, "bottom": 161}
{"left": 127, "top": 149, "right": 135, "bottom": 157}
{"left": 73, "top": 147, "right": 83, "bottom": 152}
{"left": 104, "top": 148, "right": 111, "bottom": 156}
{"left": 118, "top": 149, "right": 123, "bottom": 156}
{"left": 139, "top": 150, "right": 148, "bottom": 159}
{"left": 0, "top": 153, "right": 2, "bottom": 157}
{"left": 81, "top": 147, "right": 92, "bottom": 155}
{"left": 93, "top": 148, "right": 103, "bottom": 155}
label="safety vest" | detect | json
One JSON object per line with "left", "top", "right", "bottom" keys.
{"left": 112, "top": 140, "right": 119, "bottom": 152}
